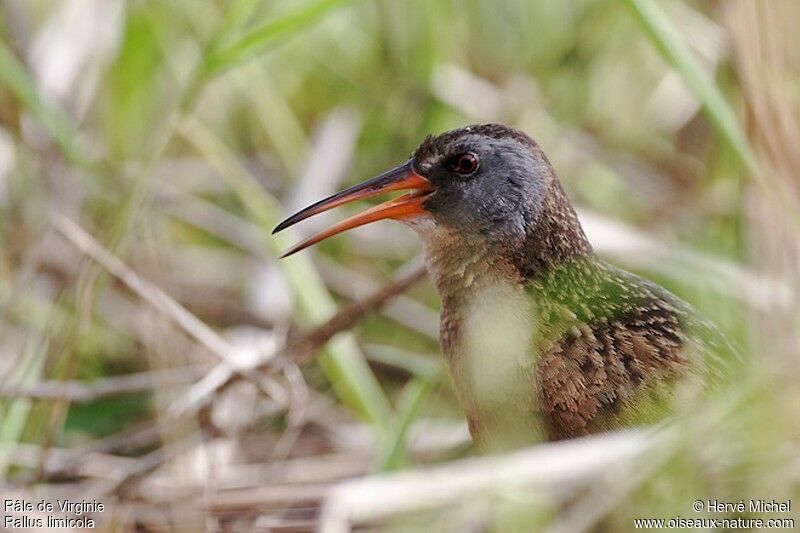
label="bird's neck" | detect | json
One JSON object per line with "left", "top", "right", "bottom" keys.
{"left": 417, "top": 225, "right": 516, "bottom": 307}
{"left": 418, "top": 187, "right": 594, "bottom": 302}
{"left": 511, "top": 181, "right": 594, "bottom": 278}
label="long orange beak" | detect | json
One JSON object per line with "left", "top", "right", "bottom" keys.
{"left": 273, "top": 159, "right": 433, "bottom": 257}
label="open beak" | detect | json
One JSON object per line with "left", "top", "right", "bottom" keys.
{"left": 272, "top": 159, "right": 433, "bottom": 257}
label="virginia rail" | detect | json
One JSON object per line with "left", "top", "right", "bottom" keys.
{"left": 274, "top": 123, "right": 727, "bottom": 450}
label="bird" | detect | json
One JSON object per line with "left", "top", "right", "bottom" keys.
{"left": 273, "top": 123, "right": 729, "bottom": 451}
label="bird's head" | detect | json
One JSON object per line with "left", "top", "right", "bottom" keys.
{"left": 274, "top": 123, "right": 589, "bottom": 267}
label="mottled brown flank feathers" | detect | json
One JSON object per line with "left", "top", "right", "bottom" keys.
{"left": 536, "top": 298, "right": 688, "bottom": 439}
{"left": 527, "top": 259, "right": 692, "bottom": 440}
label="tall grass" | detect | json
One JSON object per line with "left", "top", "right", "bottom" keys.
{"left": 0, "top": 0, "right": 797, "bottom": 530}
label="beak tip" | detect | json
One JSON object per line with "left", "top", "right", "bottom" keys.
{"left": 272, "top": 158, "right": 428, "bottom": 258}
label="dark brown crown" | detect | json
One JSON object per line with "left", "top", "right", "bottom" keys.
{"left": 414, "top": 123, "right": 540, "bottom": 164}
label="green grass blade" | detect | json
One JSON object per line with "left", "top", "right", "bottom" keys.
{"left": 0, "top": 336, "right": 48, "bottom": 476}
{"left": 214, "top": 0, "right": 262, "bottom": 41}
{"left": 622, "top": 0, "right": 757, "bottom": 175}
{"left": 203, "top": 0, "right": 357, "bottom": 76}
{"left": 378, "top": 376, "right": 434, "bottom": 471}
{"left": 0, "top": 40, "right": 89, "bottom": 167}
{"left": 179, "top": 115, "right": 394, "bottom": 434}
{"left": 200, "top": 0, "right": 261, "bottom": 64}
{"left": 623, "top": 0, "right": 800, "bottom": 231}
{"left": 365, "top": 345, "right": 442, "bottom": 380}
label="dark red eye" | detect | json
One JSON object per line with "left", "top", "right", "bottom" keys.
{"left": 451, "top": 152, "right": 479, "bottom": 175}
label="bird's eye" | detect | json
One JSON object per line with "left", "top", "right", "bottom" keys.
{"left": 450, "top": 152, "right": 479, "bottom": 175}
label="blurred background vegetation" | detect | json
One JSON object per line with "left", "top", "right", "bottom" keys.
{"left": 0, "top": 0, "right": 798, "bottom": 530}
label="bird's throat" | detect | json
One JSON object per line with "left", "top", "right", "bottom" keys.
{"left": 415, "top": 226, "right": 550, "bottom": 449}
